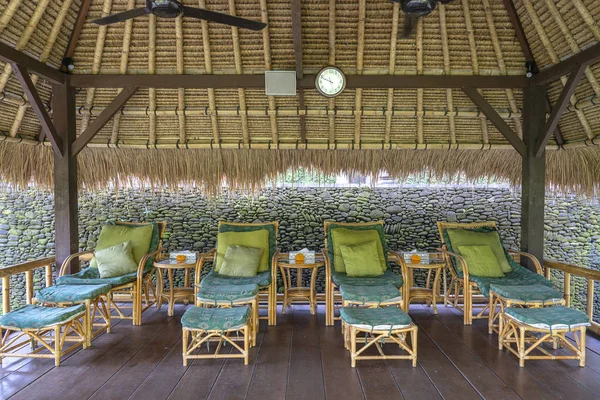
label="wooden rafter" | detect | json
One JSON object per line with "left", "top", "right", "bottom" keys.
{"left": 462, "top": 86, "right": 526, "bottom": 156}
{"left": 176, "top": 16, "right": 186, "bottom": 143}
{"left": 571, "top": 0, "right": 600, "bottom": 41}
{"left": 416, "top": 17, "right": 423, "bottom": 144}
{"left": 535, "top": 65, "right": 586, "bottom": 157}
{"left": 10, "top": 0, "right": 73, "bottom": 139}
{"left": 501, "top": 0, "right": 534, "bottom": 64}
{"left": 354, "top": 0, "right": 366, "bottom": 145}
{"left": 148, "top": 13, "right": 156, "bottom": 144}
{"left": 62, "top": 0, "right": 91, "bottom": 71}
{"left": 0, "top": 0, "right": 24, "bottom": 34}
{"left": 199, "top": 0, "right": 219, "bottom": 143}
{"left": 260, "top": 0, "right": 278, "bottom": 144}
{"left": 522, "top": 0, "right": 593, "bottom": 139}
{"left": 0, "top": 43, "right": 64, "bottom": 85}
{"left": 72, "top": 86, "right": 138, "bottom": 157}
{"left": 328, "top": 0, "right": 335, "bottom": 145}
{"left": 11, "top": 64, "right": 62, "bottom": 155}
{"left": 111, "top": 0, "right": 135, "bottom": 145}
{"left": 291, "top": 0, "right": 306, "bottom": 144}
{"left": 229, "top": 0, "right": 250, "bottom": 145}
{"left": 438, "top": 3, "right": 455, "bottom": 144}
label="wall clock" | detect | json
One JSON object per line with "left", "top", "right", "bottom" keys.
{"left": 315, "top": 66, "right": 346, "bottom": 98}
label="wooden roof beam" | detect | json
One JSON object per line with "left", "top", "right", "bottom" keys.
{"left": 72, "top": 86, "right": 138, "bottom": 156}
{"left": 11, "top": 64, "right": 63, "bottom": 155}
{"left": 462, "top": 86, "right": 526, "bottom": 156}
{"left": 260, "top": 0, "right": 278, "bottom": 144}
{"left": 0, "top": 42, "right": 64, "bottom": 84}
{"left": 535, "top": 64, "right": 586, "bottom": 157}
{"left": 354, "top": 0, "right": 366, "bottom": 145}
{"left": 199, "top": 0, "right": 220, "bottom": 144}
{"left": 501, "top": 0, "right": 535, "bottom": 65}
{"left": 291, "top": 0, "right": 306, "bottom": 144}
{"left": 535, "top": 43, "right": 600, "bottom": 85}
{"left": 62, "top": 0, "right": 91, "bottom": 71}
{"left": 328, "top": 0, "right": 335, "bottom": 145}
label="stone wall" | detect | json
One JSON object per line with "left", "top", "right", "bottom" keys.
{"left": 0, "top": 187, "right": 599, "bottom": 315}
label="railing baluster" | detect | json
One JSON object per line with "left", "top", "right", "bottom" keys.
{"left": 2, "top": 277, "right": 10, "bottom": 315}
{"left": 564, "top": 272, "right": 571, "bottom": 307}
{"left": 587, "top": 279, "right": 594, "bottom": 319}
{"left": 25, "top": 271, "right": 33, "bottom": 304}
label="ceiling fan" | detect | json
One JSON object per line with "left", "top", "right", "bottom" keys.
{"left": 393, "top": 0, "right": 454, "bottom": 38}
{"left": 92, "top": 0, "right": 266, "bottom": 31}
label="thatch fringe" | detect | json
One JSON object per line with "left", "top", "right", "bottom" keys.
{"left": 0, "top": 142, "right": 599, "bottom": 197}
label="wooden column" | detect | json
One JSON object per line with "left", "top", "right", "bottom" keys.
{"left": 520, "top": 81, "right": 546, "bottom": 269}
{"left": 52, "top": 81, "right": 79, "bottom": 273}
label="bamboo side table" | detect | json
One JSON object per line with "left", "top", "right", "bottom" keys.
{"left": 277, "top": 254, "right": 325, "bottom": 315}
{"left": 404, "top": 253, "right": 446, "bottom": 314}
{"left": 154, "top": 259, "right": 196, "bottom": 317}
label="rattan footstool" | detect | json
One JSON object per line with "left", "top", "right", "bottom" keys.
{"left": 196, "top": 284, "right": 259, "bottom": 346}
{"left": 339, "top": 283, "right": 404, "bottom": 308}
{"left": 498, "top": 306, "right": 590, "bottom": 367}
{"left": 35, "top": 283, "right": 112, "bottom": 345}
{"left": 0, "top": 304, "right": 88, "bottom": 366}
{"left": 489, "top": 283, "right": 564, "bottom": 334}
{"left": 340, "top": 307, "right": 417, "bottom": 368}
{"left": 181, "top": 306, "right": 251, "bottom": 366}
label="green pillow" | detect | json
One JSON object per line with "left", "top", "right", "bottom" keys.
{"left": 218, "top": 245, "right": 263, "bottom": 278}
{"left": 215, "top": 230, "right": 270, "bottom": 272}
{"left": 330, "top": 228, "right": 386, "bottom": 273}
{"left": 95, "top": 241, "right": 138, "bottom": 278}
{"left": 340, "top": 240, "right": 384, "bottom": 277}
{"left": 457, "top": 245, "right": 505, "bottom": 278}
{"left": 446, "top": 229, "right": 512, "bottom": 273}
{"left": 90, "top": 224, "right": 154, "bottom": 269}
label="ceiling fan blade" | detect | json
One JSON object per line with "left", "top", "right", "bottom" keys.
{"left": 92, "top": 7, "right": 150, "bottom": 25}
{"left": 402, "top": 15, "right": 418, "bottom": 38}
{"left": 181, "top": 6, "right": 266, "bottom": 31}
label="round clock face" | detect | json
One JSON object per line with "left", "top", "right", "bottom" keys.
{"left": 316, "top": 67, "right": 346, "bottom": 97}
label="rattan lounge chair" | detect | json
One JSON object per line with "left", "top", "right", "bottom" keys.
{"left": 323, "top": 221, "right": 407, "bottom": 326}
{"left": 56, "top": 221, "right": 167, "bottom": 326}
{"left": 195, "top": 221, "right": 279, "bottom": 326}
{"left": 437, "top": 221, "right": 554, "bottom": 325}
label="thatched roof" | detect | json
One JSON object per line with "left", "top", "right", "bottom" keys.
{"left": 0, "top": 0, "right": 599, "bottom": 193}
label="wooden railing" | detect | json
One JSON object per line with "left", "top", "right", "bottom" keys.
{"left": 544, "top": 259, "right": 600, "bottom": 335}
{"left": 0, "top": 257, "right": 55, "bottom": 314}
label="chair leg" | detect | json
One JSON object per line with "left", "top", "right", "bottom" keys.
{"left": 350, "top": 326, "right": 356, "bottom": 368}
{"left": 54, "top": 326, "right": 61, "bottom": 367}
{"left": 411, "top": 327, "right": 418, "bottom": 367}
{"left": 244, "top": 326, "right": 249, "bottom": 365}
{"left": 268, "top": 282, "right": 277, "bottom": 326}
{"left": 464, "top": 284, "right": 472, "bottom": 325}
{"left": 580, "top": 327, "right": 587, "bottom": 367}
{"left": 182, "top": 328, "right": 189, "bottom": 367}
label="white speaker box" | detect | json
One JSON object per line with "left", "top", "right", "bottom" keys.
{"left": 265, "top": 71, "right": 297, "bottom": 96}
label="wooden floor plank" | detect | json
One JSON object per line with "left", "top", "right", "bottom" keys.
{"left": 167, "top": 349, "right": 230, "bottom": 400}
{"left": 286, "top": 306, "right": 326, "bottom": 400}
{"left": 357, "top": 360, "right": 404, "bottom": 400}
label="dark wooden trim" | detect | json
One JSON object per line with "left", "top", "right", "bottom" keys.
{"left": 11, "top": 64, "right": 64, "bottom": 156}
{"left": 291, "top": 0, "right": 303, "bottom": 80}
{"left": 501, "top": 0, "right": 535, "bottom": 63}
{"left": 535, "top": 64, "right": 586, "bottom": 157}
{"left": 71, "top": 86, "right": 139, "bottom": 157}
{"left": 461, "top": 87, "right": 527, "bottom": 156}
{"left": 0, "top": 42, "right": 65, "bottom": 84}
{"left": 69, "top": 74, "right": 528, "bottom": 89}
{"left": 62, "top": 0, "right": 92, "bottom": 70}
{"left": 298, "top": 88, "right": 306, "bottom": 144}
{"left": 52, "top": 83, "right": 79, "bottom": 272}
{"left": 534, "top": 43, "right": 600, "bottom": 85}
{"left": 545, "top": 96, "right": 564, "bottom": 145}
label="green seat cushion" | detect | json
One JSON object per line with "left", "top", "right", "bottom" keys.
{"left": 218, "top": 245, "right": 263, "bottom": 277}
{"left": 197, "top": 284, "right": 259, "bottom": 305}
{"left": 339, "top": 283, "right": 402, "bottom": 304}
{"left": 91, "top": 223, "right": 154, "bottom": 269}
{"left": 505, "top": 306, "right": 590, "bottom": 331}
{"left": 36, "top": 284, "right": 112, "bottom": 304}
{"left": 445, "top": 227, "right": 512, "bottom": 274}
{"left": 201, "top": 270, "right": 272, "bottom": 288}
{"left": 490, "top": 283, "right": 563, "bottom": 305}
{"left": 332, "top": 269, "right": 403, "bottom": 288}
{"left": 330, "top": 226, "right": 387, "bottom": 273}
{"left": 340, "top": 240, "right": 384, "bottom": 277}
{"left": 470, "top": 264, "right": 554, "bottom": 298}
{"left": 182, "top": 306, "right": 250, "bottom": 331}
{"left": 457, "top": 245, "right": 504, "bottom": 278}
{"left": 216, "top": 230, "right": 270, "bottom": 273}
{"left": 56, "top": 267, "right": 140, "bottom": 287}
{"left": 0, "top": 304, "right": 86, "bottom": 330}
{"left": 340, "top": 307, "right": 412, "bottom": 330}
{"left": 96, "top": 241, "right": 138, "bottom": 278}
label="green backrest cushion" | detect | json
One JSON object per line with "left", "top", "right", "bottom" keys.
{"left": 340, "top": 240, "right": 384, "bottom": 277}
{"left": 111, "top": 221, "right": 161, "bottom": 271}
{"left": 90, "top": 224, "right": 154, "bottom": 270}
{"left": 456, "top": 245, "right": 505, "bottom": 278}
{"left": 329, "top": 227, "right": 387, "bottom": 273}
{"left": 95, "top": 241, "right": 138, "bottom": 278}
{"left": 445, "top": 228, "right": 512, "bottom": 274}
{"left": 218, "top": 245, "right": 263, "bottom": 277}
{"left": 215, "top": 230, "right": 270, "bottom": 273}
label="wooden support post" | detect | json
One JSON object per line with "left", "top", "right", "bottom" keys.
{"left": 520, "top": 82, "right": 546, "bottom": 269}
{"left": 52, "top": 82, "right": 79, "bottom": 273}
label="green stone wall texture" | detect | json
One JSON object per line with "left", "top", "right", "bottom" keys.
{"left": 0, "top": 187, "right": 598, "bottom": 317}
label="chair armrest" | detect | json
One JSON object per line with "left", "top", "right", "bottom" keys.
{"left": 137, "top": 247, "right": 164, "bottom": 276}
{"left": 438, "top": 249, "right": 470, "bottom": 281}
{"left": 271, "top": 248, "right": 281, "bottom": 281}
{"left": 58, "top": 250, "right": 94, "bottom": 277}
{"left": 321, "top": 248, "right": 332, "bottom": 276}
{"left": 195, "top": 249, "right": 216, "bottom": 287}
{"left": 388, "top": 250, "right": 409, "bottom": 287}
{"left": 507, "top": 250, "right": 542, "bottom": 274}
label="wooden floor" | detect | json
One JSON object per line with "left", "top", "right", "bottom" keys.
{"left": 2, "top": 302, "right": 600, "bottom": 400}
